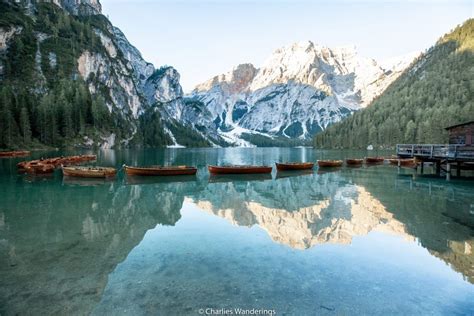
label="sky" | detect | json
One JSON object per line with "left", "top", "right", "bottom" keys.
{"left": 101, "top": 0, "right": 473, "bottom": 92}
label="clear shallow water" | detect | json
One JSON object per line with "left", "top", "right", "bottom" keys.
{"left": 0, "top": 148, "right": 473, "bottom": 315}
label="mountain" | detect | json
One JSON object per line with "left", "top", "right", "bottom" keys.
{"left": 190, "top": 175, "right": 412, "bottom": 249}
{"left": 0, "top": 0, "right": 210, "bottom": 149}
{"left": 314, "top": 19, "right": 474, "bottom": 149}
{"left": 185, "top": 41, "right": 417, "bottom": 146}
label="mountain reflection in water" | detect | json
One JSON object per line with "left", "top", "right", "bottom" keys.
{"left": 0, "top": 149, "right": 473, "bottom": 315}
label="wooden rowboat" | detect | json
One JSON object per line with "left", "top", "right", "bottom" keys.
{"left": 17, "top": 155, "right": 97, "bottom": 171}
{"left": 317, "top": 160, "right": 343, "bottom": 168}
{"left": 388, "top": 158, "right": 399, "bottom": 165}
{"left": 0, "top": 151, "right": 31, "bottom": 158}
{"left": 346, "top": 159, "right": 364, "bottom": 166}
{"left": 59, "top": 155, "right": 96, "bottom": 166}
{"left": 275, "top": 162, "right": 314, "bottom": 171}
{"left": 62, "top": 166, "right": 117, "bottom": 178}
{"left": 365, "top": 157, "right": 385, "bottom": 164}
{"left": 391, "top": 158, "right": 417, "bottom": 167}
{"left": 124, "top": 165, "right": 197, "bottom": 176}
{"left": 25, "top": 163, "right": 55, "bottom": 175}
{"left": 208, "top": 165, "right": 272, "bottom": 174}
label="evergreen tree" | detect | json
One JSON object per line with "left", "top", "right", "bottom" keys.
{"left": 314, "top": 19, "right": 474, "bottom": 149}
{"left": 19, "top": 107, "right": 32, "bottom": 143}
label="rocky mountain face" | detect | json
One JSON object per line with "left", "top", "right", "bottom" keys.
{"left": 187, "top": 41, "right": 418, "bottom": 145}
{"left": 314, "top": 19, "right": 474, "bottom": 149}
{"left": 0, "top": 0, "right": 208, "bottom": 148}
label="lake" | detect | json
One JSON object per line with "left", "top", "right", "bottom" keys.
{"left": 1, "top": 147, "right": 473, "bottom": 315}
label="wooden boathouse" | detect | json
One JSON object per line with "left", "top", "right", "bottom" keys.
{"left": 396, "top": 121, "right": 474, "bottom": 179}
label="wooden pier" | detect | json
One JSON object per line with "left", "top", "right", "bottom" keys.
{"left": 396, "top": 121, "right": 474, "bottom": 180}
{"left": 396, "top": 144, "right": 474, "bottom": 180}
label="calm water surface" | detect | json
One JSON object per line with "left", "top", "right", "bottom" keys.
{"left": 0, "top": 148, "right": 473, "bottom": 315}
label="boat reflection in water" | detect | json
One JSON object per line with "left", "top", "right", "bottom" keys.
{"left": 62, "top": 177, "right": 115, "bottom": 187}
{"left": 1, "top": 155, "right": 473, "bottom": 315}
{"left": 275, "top": 169, "right": 314, "bottom": 179}
{"left": 126, "top": 174, "right": 198, "bottom": 185}
{"left": 208, "top": 173, "right": 272, "bottom": 184}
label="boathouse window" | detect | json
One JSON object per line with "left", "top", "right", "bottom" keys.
{"left": 445, "top": 121, "right": 474, "bottom": 146}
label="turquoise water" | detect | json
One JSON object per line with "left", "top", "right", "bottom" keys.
{"left": 0, "top": 148, "right": 473, "bottom": 315}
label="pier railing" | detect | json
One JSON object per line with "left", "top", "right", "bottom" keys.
{"left": 396, "top": 144, "right": 474, "bottom": 160}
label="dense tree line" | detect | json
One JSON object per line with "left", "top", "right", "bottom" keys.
{"left": 0, "top": 80, "right": 118, "bottom": 148}
{"left": 138, "top": 106, "right": 211, "bottom": 148}
{"left": 314, "top": 19, "right": 474, "bottom": 149}
{"left": 0, "top": 2, "right": 126, "bottom": 149}
{"left": 0, "top": 2, "right": 215, "bottom": 149}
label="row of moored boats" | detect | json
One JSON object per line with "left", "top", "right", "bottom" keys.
{"left": 8, "top": 153, "right": 417, "bottom": 179}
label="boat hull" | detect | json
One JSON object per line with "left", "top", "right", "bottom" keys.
{"left": 17, "top": 155, "right": 97, "bottom": 172}
{"left": 317, "top": 160, "right": 343, "bottom": 168}
{"left": 346, "top": 159, "right": 364, "bottom": 165}
{"left": 208, "top": 165, "right": 272, "bottom": 174}
{"left": 0, "top": 151, "right": 31, "bottom": 158}
{"left": 25, "top": 163, "right": 55, "bottom": 175}
{"left": 275, "top": 162, "right": 314, "bottom": 171}
{"left": 62, "top": 166, "right": 117, "bottom": 178}
{"left": 365, "top": 157, "right": 385, "bottom": 164}
{"left": 125, "top": 166, "right": 197, "bottom": 176}
{"left": 388, "top": 158, "right": 399, "bottom": 165}
{"left": 389, "top": 159, "right": 417, "bottom": 167}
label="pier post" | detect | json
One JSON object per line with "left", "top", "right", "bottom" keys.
{"left": 456, "top": 162, "right": 461, "bottom": 177}
{"left": 436, "top": 161, "right": 441, "bottom": 175}
{"left": 397, "top": 159, "right": 401, "bottom": 174}
{"left": 446, "top": 163, "right": 451, "bottom": 181}
{"left": 420, "top": 161, "right": 424, "bottom": 174}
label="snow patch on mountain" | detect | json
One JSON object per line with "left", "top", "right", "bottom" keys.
{"left": 186, "top": 41, "right": 418, "bottom": 144}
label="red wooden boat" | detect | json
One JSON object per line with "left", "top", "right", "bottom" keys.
{"left": 58, "top": 155, "right": 96, "bottom": 166}
{"left": 346, "top": 159, "right": 364, "bottom": 166}
{"left": 17, "top": 161, "right": 29, "bottom": 171}
{"left": 0, "top": 151, "right": 31, "bottom": 158}
{"left": 389, "top": 158, "right": 417, "bottom": 167}
{"left": 25, "top": 163, "right": 55, "bottom": 175}
{"left": 365, "top": 157, "right": 385, "bottom": 164}
{"left": 317, "top": 160, "right": 343, "bottom": 168}
{"left": 17, "top": 155, "right": 97, "bottom": 172}
{"left": 208, "top": 165, "right": 272, "bottom": 174}
{"left": 62, "top": 166, "right": 117, "bottom": 178}
{"left": 388, "top": 158, "right": 398, "bottom": 165}
{"left": 275, "top": 162, "right": 314, "bottom": 171}
{"left": 124, "top": 165, "right": 197, "bottom": 176}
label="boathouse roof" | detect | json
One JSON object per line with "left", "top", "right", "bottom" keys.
{"left": 445, "top": 121, "right": 474, "bottom": 130}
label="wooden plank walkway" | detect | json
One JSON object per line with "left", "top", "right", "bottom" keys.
{"left": 396, "top": 144, "right": 474, "bottom": 161}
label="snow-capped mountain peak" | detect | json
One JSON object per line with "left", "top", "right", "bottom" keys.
{"left": 183, "top": 41, "right": 418, "bottom": 145}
